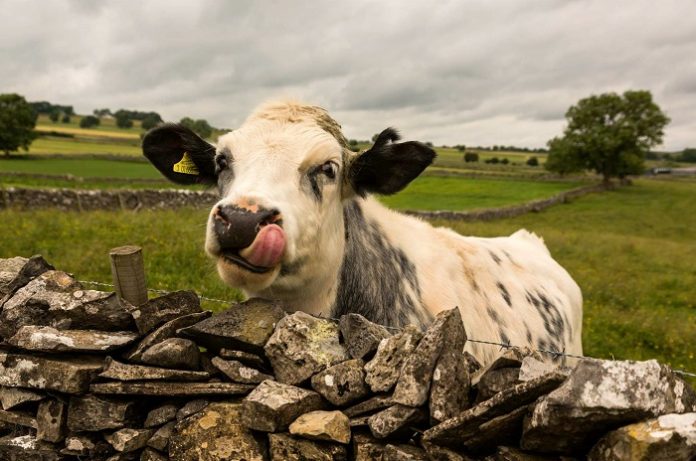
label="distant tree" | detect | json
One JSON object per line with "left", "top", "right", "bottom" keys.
{"left": 546, "top": 90, "right": 670, "bottom": 182}
{"left": 348, "top": 139, "right": 358, "bottom": 146}
{"left": 456, "top": 145, "right": 467, "bottom": 152}
{"left": 526, "top": 156, "right": 539, "bottom": 167}
{"left": 114, "top": 110, "right": 133, "bottom": 128}
{"left": 678, "top": 148, "right": 696, "bottom": 163}
{"left": 425, "top": 141, "right": 434, "bottom": 148}
{"left": 80, "top": 115, "right": 100, "bottom": 128}
{"left": 485, "top": 157, "right": 500, "bottom": 164}
{"left": 61, "top": 114, "right": 71, "bottom": 123}
{"left": 492, "top": 145, "right": 499, "bottom": 151}
{"left": 0, "top": 93, "right": 38, "bottom": 156}
{"left": 141, "top": 113, "right": 162, "bottom": 130}
{"left": 93, "top": 108, "right": 112, "bottom": 117}
{"left": 180, "top": 117, "right": 213, "bottom": 139}
{"left": 463, "top": 152, "right": 479, "bottom": 163}
{"left": 49, "top": 110, "right": 60, "bottom": 122}
{"left": 645, "top": 151, "right": 659, "bottom": 160}
{"left": 501, "top": 158, "right": 509, "bottom": 165}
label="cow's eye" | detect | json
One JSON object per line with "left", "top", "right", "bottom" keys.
{"left": 215, "top": 155, "right": 229, "bottom": 173}
{"left": 318, "top": 161, "right": 337, "bottom": 180}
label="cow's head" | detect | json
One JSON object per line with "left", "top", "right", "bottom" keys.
{"left": 142, "top": 101, "right": 435, "bottom": 299}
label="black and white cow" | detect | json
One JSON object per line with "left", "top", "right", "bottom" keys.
{"left": 143, "top": 100, "right": 583, "bottom": 365}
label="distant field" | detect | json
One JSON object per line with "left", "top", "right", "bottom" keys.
{"left": 36, "top": 114, "right": 144, "bottom": 136}
{"left": 28, "top": 137, "right": 141, "bottom": 156}
{"left": 0, "top": 157, "right": 157, "bottom": 178}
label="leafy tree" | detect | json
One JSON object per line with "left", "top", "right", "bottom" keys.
{"left": 456, "top": 145, "right": 467, "bottom": 152}
{"left": 80, "top": 115, "right": 100, "bottom": 128}
{"left": 49, "top": 110, "right": 60, "bottom": 122}
{"left": 141, "top": 113, "right": 162, "bottom": 130}
{"left": 678, "top": 148, "right": 696, "bottom": 163}
{"left": 348, "top": 139, "right": 358, "bottom": 146}
{"left": 546, "top": 90, "right": 670, "bottom": 182}
{"left": 463, "top": 152, "right": 479, "bottom": 163}
{"left": 526, "top": 156, "right": 539, "bottom": 167}
{"left": 180, "top": 117, "right": 213, "bottom": 139}
{"left": 425, "top": 141, "right": 434, "bottom": 148}
{"left": 93, "top": 108, "right": 112, "bottom": 117}
{"left": 114, "top": 110, "right": 133, "bottom": 128}
{"left": 61, "top": 114, "right": 71, "bottom": 123}
{"left": 0, "top": 93, "right": 38, "bottom": 156}
{"left": 501, "top": 158, "right": 509, "bottom": 165}
{"left": 485, "top": 157, "right": 500, "bottom": 164}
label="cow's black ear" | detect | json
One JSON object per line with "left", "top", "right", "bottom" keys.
{"left": 349, "top": 128, "right": 436, "bottom": 196}
{"left": 142, "top": 123, "right": 217, "bottom": 185}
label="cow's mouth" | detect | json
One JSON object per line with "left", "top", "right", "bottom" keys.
{"left": 219, "top": 224, "right": 286, "bottom": 274}
{"left": 221, "top": 250, "right": 272, "bottom": 274}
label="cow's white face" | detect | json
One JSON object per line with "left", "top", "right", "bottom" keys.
{"left": 142, "top": 100, "right": 435, "bottom": 304}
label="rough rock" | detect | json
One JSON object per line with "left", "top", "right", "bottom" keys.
{"left": 339, "top": 313, "right": 391, "bottom": 360}
{"left": 125, "top": 311, "right": 211, "bottom": 362}
{"left": 368, "top": 404, "right": 426, "bottom": 439}
{"left": 0, "top": 408, "right": 37, "bottom": 428}
{"left": 350, "top": 415, "right": 371, "bottom": 428}
{"left": 37, "top": 399, "right": 67, "bottom": 443}
{"left": 67, "top": 395, "right": 138, "bottom": 432}
{"left": 141, "top": 448, "right": 168, "bottom": 461}
{"left": 176, "top": 399, "right": 209, "bottom": 421}
{"left": 128, "top": 290, "right": 201, "bottom": 334}
{"left": 311, "top": 359, "right": 370, "bottom": 406}
{"left": 353, "top": 432, "right": 387, "bottom": 461}
{"left": 7, "top": 325, "right": 138, "bottom": 353}
{"left": 383, "top": 443, "right": 428, "bottom": 460}
{"left": 105, "top": 428, "right": 154, "bottom": 452}
{"left": 421, "top": 442, "right": 471, "bottom": 461}
{"left": 268, "top": 433, "right": 347, "bottom": 461}
{"left": 423, "top": 372, "right": 567, "bottom": 449}
{"left": 140, "top": 338, "right": 200, "bottom": 370}
{"left": 61, "top": 434, "right": 113, "bottom": 457}
{"left": 521, "top": 359, "right": 696, "bottom": 454}
{"left": 518, "top": 356, "right": 568, "bottom": 382}
{"left": 0, "top": 256, "right": 31, "bottom": 296}
{"left": 219, "top": 348, "right": 269, "bottom": 371}
{"left": 178, "top": 298, "right": 286, "bottom": 354}
{"left": 430, "top": 307, "right": 469, "bottom": 422}
{"left": 90, "top": 381, "right": 253, "bottom": 396}
{"left": 144, "top": 404, "right": 178, "bottom": 428}
{"left": 463, "top": 352, "right": 482, "bottom": 376}
{"left": 588, "top": 412, "right": 696, "bottom": 460}
{"left": 486, "top": 446, "right": 574, "bottom": 460}
{"left": 169, "top": 402, "right": 266, "bottom": 461}
{"left": 211, "top": 357, "right": 273, "bottom": 384}
{"left": 364, "top": 325, "right": 423, "bottom": 393}
{"left": 99, "top": 357, "right": 210, "bottom": 382}
{"left": 147, "top": 421, "right": 174, "bottom": 451}
{"left": 0, "top": 350, "right": 104, "bottom": 394}
{"left": 0, "top": 386, "right": 44, "bottom": 410}
{"left": 457, "top": 404, "right": 532, "bottom": 453}
{"left": 0, "top": 434, "right": 65, "bottom": 461}
{"left": 0, "top": 255, "right": 53, "bottom": 306}
{"left": 475, "top": 367, "right": 520, "bottom": 403}
{"left": 393, "top": 308, "right": 461, "bottom": 407}
{"left": 0, "top": 270, "right": 133, "bottom": 338}
{"left": 241, "top": 379, "right": 324, "bottom": 432}
{"left": 344, "top": 394, "right": 393, "bottom": 418}
{"left": 264, "top": 311, "right": 350, "bottom": 385}
{"left": 289, "top": 410, "right": 351, "bottom": 444}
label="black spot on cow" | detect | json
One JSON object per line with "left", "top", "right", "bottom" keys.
{"left": 332, "top": 200, "right": 431, "bottom": 329}
{"left": 488, "top": 250, "right": 502, "bottom": 265}
{"left": 526, "top": 329, "right": 533, "bottom": 343}
{"left": 486, "top": 306, "right": 501, "bottom": 323}
{"left": 496, "top": 282, "right": 512, "bottom": 308}
{"left": 500, "top": 331, "right": 510, "bottom": 346}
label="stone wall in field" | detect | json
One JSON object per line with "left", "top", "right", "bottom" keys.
{"left": 1, "top": 255, "right": 695, "bottom": 460}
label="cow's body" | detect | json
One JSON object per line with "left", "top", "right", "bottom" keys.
{"left": 143, "top": 100, "right": 583, "bottom": 366}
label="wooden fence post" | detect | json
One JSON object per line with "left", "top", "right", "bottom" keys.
{"left": 109, "top": 245, "right": 148, "bottom": 306}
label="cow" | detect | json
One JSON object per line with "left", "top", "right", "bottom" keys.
{"left": 142, "top": 100, "right": 582, "bottom": 365}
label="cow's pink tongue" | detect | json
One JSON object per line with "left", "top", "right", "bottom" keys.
{"left": 238, "top": 224, "right": 286, "bottom": 268}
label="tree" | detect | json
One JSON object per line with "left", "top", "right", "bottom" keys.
{"left": 464, "top": 152, "right": 479, "bottom": 163}
{"left": 501, "top": 158, "right": 509, "bottom": 165}
{"left": 61, "top": 114, "right": 71, "bottom": 123}
{"left": 80, "top": 115, "right": 100, "bottom": 128}
{"left": 180, "top": 117, "right": 213, "bottom": 139}
{"left": 456, "top": 144, "right": 467, "bottom": 152}
{"left": 93, "top": 108, "right": 111, "bottom": 117}
{"left": 141, "top": 113, "right": 162, "bottom": 130}
{"left": 0, "top": 93, "right": 38, "bottom": 156}
{"left": 545, "top": 90, "right": 670, "bottom": 182}
{"left": 49, "top": 109, "right": 60, "bottom": 122}
{"left": 526, "top": 156, "right": 539, "bottom": 167}
{"left": 678, "top": 148, "right": 696, "bottom": 163}
{"left": 114, "top": 110, "right": 133, "bottom": 128}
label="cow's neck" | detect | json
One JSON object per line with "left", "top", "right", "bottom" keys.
{"left": 329, "top": 197, "right": 432, "bottom": 329}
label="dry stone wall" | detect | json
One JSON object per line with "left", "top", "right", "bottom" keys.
{"left": 0, "top": 255, "right": 695, "bottom": 460}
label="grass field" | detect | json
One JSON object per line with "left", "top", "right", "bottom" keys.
{"left": 0, "top": 179, "right": 693, "bottom": 378}
{"left": 0, "top": 157, "right": 159, "bottom": 178}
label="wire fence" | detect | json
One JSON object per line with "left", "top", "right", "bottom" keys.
{"left": 78, "top": 279, "right": 696, "bottom": 379}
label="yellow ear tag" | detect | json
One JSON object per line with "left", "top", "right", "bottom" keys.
{"left": 173, "top": 152, "right": 199, "bottom": 175}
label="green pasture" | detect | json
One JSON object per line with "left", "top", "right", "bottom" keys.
{"left": 0, "top": 157, "right": 158, "bottom": 178}
{"left": 0, "top": 179, "right": 693, "bottom": 378}
{"left": 28, "top": 137, "right": 141, "bottom": 156}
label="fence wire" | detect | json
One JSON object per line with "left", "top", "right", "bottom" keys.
{"left": 77, "top": 279, "right": 696, "bottom": 379}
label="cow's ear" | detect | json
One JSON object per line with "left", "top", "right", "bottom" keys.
{"left": 349, "top": 128, "right": 436, "bottom": 196}
{"left": 142, "top": 123, "right": 217, "bottom": 185}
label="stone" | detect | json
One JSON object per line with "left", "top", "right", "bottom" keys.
{"left": 475, "top": 367, "right": 520, "bottom": 403}
{"left": 144, "top": 404, "right": 178, "bottom": 428}
{"left": 383, "top": 444, "right": 428, "bottom": 460}
{"left": 521, "top": 359, "right": 696, "bottom": 454}
{"left": 61, "top": 434, "right": 113, "bottom": 457}
{"left": 0, "top": 255, "right": 53, "bottom": 306}
{"left": 422, "top": 372, "right": 567, "bottom": 449}
{"left": 350, "top": 415, "right": 371, "bottom": 428}
{"left": 211, "top": 357, "right": 273, "bottom": 384}
{"left": 393, "top": 308, "right": 462, "bottom": 407}
{"left": 106, "top": 453, "right": 140, "bottom": 461}
{"left": 268, "top": 433, "right": 347, "bottom": 461}
{"left": 364, "top": 325, "right": 423, "bottom": 393}
{"left": 486, "top": 446, "right": 571, "bottom": 460}
{"left": 219, "top": 348, "right": 269, "bottom": 371}
{"left": 368, "top": 404, "right": 426, "bottom": 439}
{"left": 463, "top": 352, "right": 482, "bottom": 376}
{"left": 430, "top": 308, "right": 469, "bottom": 423}
{"left": 518, "top": 356, "right": 568, "bottom": 382}
{"left": 588, "top": 412, "right": 696, "bottom": 460}
{"left": 105, "top": 428, "right": 154, "bottom": 452}
{"left": 7, "top": 325, "right": 138, "bottom": 353}
{"left": 169, "top": 402, "right": 266, "bottom": 461}
{"left": 125, "top": 311, "right": 211, "bottom": 362}
{"left": 0, "top": 270, "right": 134, "bottom": 338}
{"left": 147, "top": 421, "right": 174, "bottom": 451}
{"left": 36, "top": 399, "right": 67, "bottom": 443}
{"left": 0, "top": 434, "right": 65, "bottom": 461}
{"left": 339, "top": 313, "right": 391, "bottom": 360}
{"left": 67, "top": 395, "right": 138, "bottom": 432}
{"left": 100, "top": 357, "right": 210, "bottom": 382}
{"left": 264, "top": 311, "right": 350, "bottom": 385}
{"left": 128, "top": 290, "right": 201, "bottom": 334}
{"left": 140, "top": 338, "right": 200, "bottom": 370}
{"left": 289, "top": 410, "right": 351, "bottom": 444}
{"left": 0, "top": 386, "right": 44, "bottom": 410}
{"left": 91, "top": 381, "right": 254, "bottom": 396}
{"left": 311, "top": 359, "right": 370, "bottom": 406}
{"left": 0, "top": 350, "right": 104, "bottom": 394}
{"left": 0, "top": 408, "right": 37, "bottom": 428}
{"left": 456, "top": 404, "right": 531, "bottom": 453}
{"left": 141, "top": 447, "right": 168, "bottom": 461}
{"left": 176, "top": 399, "right": 209, "bottom": 421}
{"left": 421, "top": 442, "right": 471, "bottom": 461}
{"left": 241, "top": 379, "right": 325, "bottom": 432}
{"left": 344, "top": 394, "right": 393, "bottom": 418}
{"left": 353, "top": 432, "right": 387, "bottom": 461}
{"left": 178, "top": 298, "right": 286, "bottom": 354}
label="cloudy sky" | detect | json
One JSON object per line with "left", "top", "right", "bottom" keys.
{"left": 2, "top": 0, "right": 695, "bottom": 150}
